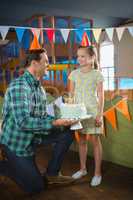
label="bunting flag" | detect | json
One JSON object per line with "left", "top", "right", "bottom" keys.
{"left": 106, "top": 28, "right": 114, "bottom": 41}
{"left": 15, "top": 28, "right": 25, "bottom": 43}
{"left": 0, "top": 26, "right": 10, "bottom": 40}
{"left": 81, "top": 32, "right": 90, "bottom": 46}
{"left": 74, "top": 131, "right": 80, "bottom": 142}
{"left": 115, "top": 99, "right": 131, "bottom": 121}
{"left": 75, "top": 29, "right": 84, "bottom": 42}
{"left": 60, "top": 29, "right": 70, "bottom": 43}
{"left": 31, "top": 28, "right": 40, "bottom": 39}
{"left": 0, "top": 25, "right": 133, "bottom": 45}
{"left": 116, "top": 27, "right": 125, "bottom": 41}
{"left": 30, "top": 35, "right": 41, "bottom": 50}
{"left": 92, "top": 28, "right": 101, "bottom": 43}
{"left": 46, "top": 29, "right": 55, "bottom": 43}
{"left": 128, "top": 27, "right": 133, "bottom": 37}
{"left": 104, "top": 107, "right": 117, "bottom": 130}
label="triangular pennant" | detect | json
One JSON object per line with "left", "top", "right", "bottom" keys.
{"left": 128, "top": 27, "right": 133, "bottom": 37}
{"left": 75, "top": 29, "right": 84, "bottom": 42}
{"left": 116, "top": 27, "right": 125, "bottom": 41}
{"left": 31, "top": 28, "right": 40, "bottom": 39}
{"left": 92, "top": 28, "right": 101, "bottom": 43}
{"left": 116, "top": 99, "right": 131, "bottom": 121}
{"left": 104, "top": 107, "right": 117, "bottom": 130}
{"left": 60, "top": 29, "right": 70, "bottom": 43}
{"left": 15, "top": 28, "right": 25, "bottom": 43}
{"left": 81, "top": 32, "right": 90, "bottom": 46}
{"left": 30, "top": 35, "right": 41, "bottom": 50}
{"left": 46, "top": 29, "right": 55, "bottom": 42}
{"left": 0, "top": 26, "right": 10, "bottom": 40}
{"left": 74, "top": 131, "right": 80, "bottom": 142}
{"left": 106, "top": 28, "right": 114, "bottom": 41}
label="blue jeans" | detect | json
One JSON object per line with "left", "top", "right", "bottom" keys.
{"left": 0, "top": 128, "right": 74, "bottom": 194}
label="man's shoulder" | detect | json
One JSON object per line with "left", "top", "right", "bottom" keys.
{"left": 8, "top": 75, "right": 28, "bottom": 91}
{"left": 10, "top": 75, "right": 27, "bottom": 86}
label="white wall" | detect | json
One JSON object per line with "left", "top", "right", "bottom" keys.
{"left": 115, "top": 28, "right": 133, "bottom": 77}
{"left": 100, "top": 26, "right": 133, "bottom": 78}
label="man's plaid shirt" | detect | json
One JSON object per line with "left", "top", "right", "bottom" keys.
{"left": 0, "top": 70, "right": 55, "bottom": 156}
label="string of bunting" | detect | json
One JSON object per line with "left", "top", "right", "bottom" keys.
{"left": 0, "top": 26, "right": 133, "bottom": 48}
{"left": 75, "top": 98, "right": 132, "bottom": 141}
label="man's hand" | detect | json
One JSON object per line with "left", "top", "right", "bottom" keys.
{"left": 53, "top": 119, "right": 78, "bottom": 127}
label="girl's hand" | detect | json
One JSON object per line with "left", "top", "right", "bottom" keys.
{"left": 95, "top": 115, "right": 103, "bottom": 127}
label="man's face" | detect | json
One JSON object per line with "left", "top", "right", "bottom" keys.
{"left": 36, "top": 52, "right": 49, "bottom": 77}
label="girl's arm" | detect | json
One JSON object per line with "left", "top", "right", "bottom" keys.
{"left": 95, "top": 81, "right": 104, "bottom": 126}
{"left": 97, "top": 81, "right": 104, "bottom": 116}
{"left": 67, "top": 79, "right": 75, "bottom": 96}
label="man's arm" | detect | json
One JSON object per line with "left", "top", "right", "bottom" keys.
{"left": 10, "top": 83, "right": 54, "bottom": 131}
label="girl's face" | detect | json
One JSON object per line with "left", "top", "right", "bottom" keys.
{"left": 77, "top": 48, "right": 94, "bottom": 67}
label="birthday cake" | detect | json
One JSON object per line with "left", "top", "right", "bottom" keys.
{"left": 60, "top": 103, "right": 88, "bottom": 119}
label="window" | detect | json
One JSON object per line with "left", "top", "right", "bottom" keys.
{"left": 119, "top": 78, "right": 133, "bottom": 89}
{"left": 100, "top": 42, "right": 115, "bottom": 90}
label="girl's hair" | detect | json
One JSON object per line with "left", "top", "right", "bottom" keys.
{"left": 78, "top": 45, "right": 99, "bottom": 69}
{"left": 22, "top": 48, "right": 47, "bottom": 68}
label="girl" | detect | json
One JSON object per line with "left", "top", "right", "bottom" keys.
{"left": 68, "top": 46, "right": 104, "bottom": 186}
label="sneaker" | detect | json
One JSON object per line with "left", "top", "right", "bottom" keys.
{"left": 47, "top": 174, "right": 75, "bottom": 185}
{"left": 90, "top": 176, "right": 102, "bottom": 186}
{"left": 72, "top": 170, "right": 87, "bottom": 179}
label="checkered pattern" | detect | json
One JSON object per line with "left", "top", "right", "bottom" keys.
{"left": 0, "top": 70, "right": 54, "bottom": 156}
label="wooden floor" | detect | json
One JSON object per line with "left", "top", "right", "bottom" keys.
{"left": 0, "top": 145, "right": 133, "bottom": 200}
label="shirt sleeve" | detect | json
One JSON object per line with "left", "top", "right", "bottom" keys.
{"left": 68, "top": 70, "right": 76, "bottom": 82}
{"left": 96, "top": 70, "right": 104, "bottom": 84}
{"left": 10, "top": 82, "right": 54, "bottom": 132}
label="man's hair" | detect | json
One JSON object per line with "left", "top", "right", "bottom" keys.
{"left": 23, "top": 48, "right": 47, "bottom": 68}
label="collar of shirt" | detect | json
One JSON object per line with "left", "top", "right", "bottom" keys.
{"left": 24, "top": 70, "right": 41, "bottom": 88}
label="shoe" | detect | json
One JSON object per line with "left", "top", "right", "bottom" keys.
{"left": 47, "top": 174, "right": 75, "bottom": 185}
{"left": 72, "top": 170, "right": 87, "bottom": 179}
{"left": 90, "top": 176, "right": 102, "bottom": 186}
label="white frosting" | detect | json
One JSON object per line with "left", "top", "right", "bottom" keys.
{"left": 60, "top": 103, "right": 87, "bottom": 119}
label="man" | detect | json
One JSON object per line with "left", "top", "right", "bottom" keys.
{"left": 0, "top": 48, "right": 76, "bottom": 194}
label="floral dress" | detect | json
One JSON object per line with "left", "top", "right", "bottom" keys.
{"left": 68, "top": 68, "right": 104, "bottom": 134}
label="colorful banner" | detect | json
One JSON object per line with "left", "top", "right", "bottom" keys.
{"left": 128, "top": 27, "right": 133, "bottom": 37}
{"left": 75, "top": 131, "right": 80, "bottom": 142}
{"left": 0, "top": 26, "right": 10, "bottom": 40}
{"left": 0, "top": 25, "right": 133, "bottom": 44}
{"left": 75, "top": 29, "right": 84, "bottom": 42}
{"left": 104, "top": 107, "right": 117, "bottom": 130}
{"left": 15, "top": 28, "right": 25, "bottom": 43}
{"left": 103, "top": 99, "right": 131, "bottom": 131}
{"left": 116, "top": 27, "right": 125, "bottom": 41}
{"left": 115, "top": 99, "right": 131, "bottom": 121}
{"left": 60, "top": 29, "right": 70, "bottom": 43}
{"left": 46, "top": 29, "right": 55, "bottom": 43}
{"left": 106, "top": 28, "right": 114, "bottom": 41}
{"left": 92, "top": 28, "right": 102, "bottom": 43}
{"left": 31, "top": 28, "right": 40, "bottom": 39}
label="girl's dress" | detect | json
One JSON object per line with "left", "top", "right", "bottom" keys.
{"left": 68, "top": 68, "right": 104, "bottom": 135}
